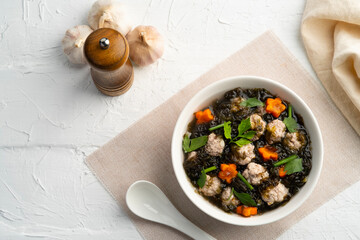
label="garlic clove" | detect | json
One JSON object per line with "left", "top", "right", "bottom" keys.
{"left": 62, "top": 25, "right": 93, "bottom": 64}
{"left": 126, "top": 25, "right": 165, "bottom": 67}
{"left": 88, "top": 0, "right": 132, "bottom": 36}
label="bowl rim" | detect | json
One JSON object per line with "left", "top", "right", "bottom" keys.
{"left": 171, "top": 75, "right": 323, "bottom": 226}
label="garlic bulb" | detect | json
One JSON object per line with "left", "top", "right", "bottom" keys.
{"left": 88, "top": 0, "right": 132, "bottom": 36}
{"left": 62, "top": 25, "right": 93, "bottom": 64}
{"left": 126, "top": 25, "right": 165, "bottom": 67}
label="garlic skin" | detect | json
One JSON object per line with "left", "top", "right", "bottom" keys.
{"left": 62, "top": 25, "right": 93, "bottom": 64}
{"left": 126, "top": 25, "right": 165, "bottom": 67}
{"left": 88, "top": 0, "right": 132, "bottom": 36}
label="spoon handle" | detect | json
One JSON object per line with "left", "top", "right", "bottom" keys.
{"left": 167, "top": 209, "right": 216, "bottom": 240}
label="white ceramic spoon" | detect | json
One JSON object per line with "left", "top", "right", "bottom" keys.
{"left": 126, "top": 180, "right": 216, "bottom": 240}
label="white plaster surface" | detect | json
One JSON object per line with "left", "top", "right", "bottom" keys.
{"left": 0, "top": 0, "right": 359, "bottom": 239}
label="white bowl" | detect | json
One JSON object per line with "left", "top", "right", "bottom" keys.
{"left": 171, "top": 76, "right": 323, "bottom": 226}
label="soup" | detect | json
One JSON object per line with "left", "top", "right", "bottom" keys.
{"left": 182, "top": 87, "right": 311, "bottom": 217}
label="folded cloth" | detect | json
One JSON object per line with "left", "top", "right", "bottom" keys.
{"left": 86, "top": 32, "right": 360, "bottom": 240}
{"left": 302, "top": 0, "right": 360, "bottom": 136}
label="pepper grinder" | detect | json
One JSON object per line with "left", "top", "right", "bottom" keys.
{"left": 84, "top": 28, "right": 134, "bottom": 96}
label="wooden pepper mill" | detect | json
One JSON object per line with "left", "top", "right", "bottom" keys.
{"left": 84, "top": 28, "right": 134, "bottom": 96}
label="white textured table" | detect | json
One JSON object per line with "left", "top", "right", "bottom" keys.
{"left": 1, "top": 0, "right": 359, "bottom": 239}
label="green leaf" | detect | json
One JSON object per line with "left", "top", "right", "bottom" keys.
{"left": 239, "top": 131, "right": 256, "bottom": 140}
{"left": 238, "top": 118, "right": 251, "bottom": 136}
{"left": 189, "top": 136, "right": 208, "bottom": 151}
{"left": 197, "top": 170, "right": 207, "bottom": 188}
{"left": 182, "top": 135, "right": 208, "bottom": 153}
{"left": 240, "top": 98, "right": 264, "bottom": 107}
{"left": 284, "top": 158, "right": 303, "bottom": 175}
{"left": 233, "top": 191, "right": 257, "bottom": 207}
{"left": 224, "top": 121, "right": 232, "bottom": 139}
{"left": 182, "top": 135, "right": 191, "bottom": 153}
{"left": 197, "top": 166, "right": 217, "bottom": 188}
{"left": 284, "top": 118, "right": 297, "bottom": 133}
{"left": 233, "top": 138, "right": 251, "bottom": 147}
{"left": 284, "top": 105, "right": 297, "bottom": 133}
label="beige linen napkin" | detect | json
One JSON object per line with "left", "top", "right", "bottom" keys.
{"left": 86, "top": 32, "right": 360, "bottom": 240}
{"left": 302, "top": 0, "right": 360, "bottom": 136}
